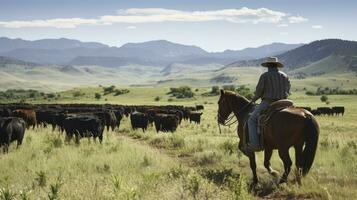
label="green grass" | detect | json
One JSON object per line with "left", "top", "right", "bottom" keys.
{"left": 1, "top": 82, "right": 357, "bottom": 199}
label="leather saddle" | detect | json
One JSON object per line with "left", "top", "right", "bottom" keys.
{"left": 243, "top": 99, "right": 294, "bottom": 150}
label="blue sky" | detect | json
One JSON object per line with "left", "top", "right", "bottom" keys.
{"left": 0, "top": 0, "right": 356, "bottom": 51}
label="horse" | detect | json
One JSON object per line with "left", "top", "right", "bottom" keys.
{"left": 217, "top": 90, "right": 319, "bottom": 185}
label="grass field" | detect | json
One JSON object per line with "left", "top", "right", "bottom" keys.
{"left": 0, "top": 85, "right": 357, "bottom": 199}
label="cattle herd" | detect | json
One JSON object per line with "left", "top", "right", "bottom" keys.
{"left": 0, "top": 103, "right": 346, "bottom": 152}
{"left": 298, "top": 106, "right": 345, "bottom": 116}
{"left": 0, "top": 103, "right": 204, "bottom": 152}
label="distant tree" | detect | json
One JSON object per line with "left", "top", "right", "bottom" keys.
{"left": 154, "top": 96, "right": 161, "bottom": 101}
{"left": 168, "top": 86, "right": 194, "bottom": 98}
{"left": 211, "top": 86, "right": 220, "bottom": 95}
{"left": 95, "top": 93, "right": 101, "bottom": 100}
{"left": 73, "top": 91, "right": 84, "bottom": 97}
{"left": 320, "top": 95, "right": 328, "bottom": 102}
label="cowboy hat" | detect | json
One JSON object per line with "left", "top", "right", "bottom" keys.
{"left": 261, "top": 57, "right": 284, "bottom": 68}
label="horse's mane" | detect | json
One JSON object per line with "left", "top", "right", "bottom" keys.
{"left": 224, "top": 90, "right": 250, "bottom": 107}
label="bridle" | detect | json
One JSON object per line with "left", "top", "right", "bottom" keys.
{"left": 217, "top": 96, "right": 253, "bottom": 134}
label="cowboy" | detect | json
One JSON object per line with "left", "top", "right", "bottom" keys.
{"left": 245, "top": 57, "right": 291, "bottom": 152}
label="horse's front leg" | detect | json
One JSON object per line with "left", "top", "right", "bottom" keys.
{"left": 249, "top": 153, "right": 258, "bottom": 185}
{"left": 238, "top": 141, "right": 258, "bottom": 185}
{"left": 264, "top": 149, "right": 279, "bottom": 177}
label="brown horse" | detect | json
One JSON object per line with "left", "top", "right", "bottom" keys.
{"left": 217, "top": 90, "right": 319, "bottom": 185}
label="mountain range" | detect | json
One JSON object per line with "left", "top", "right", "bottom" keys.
{"left": 0, "top": 37, "right": 302, "bottom": 66}
{"left": 226, "top": 39, "right": 357, "bottom": 71}
{"left": 1, "top": 37, "right": 357, "bottom": 91}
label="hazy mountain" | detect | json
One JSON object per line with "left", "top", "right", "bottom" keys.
{"left": 225, "top": 39, "right": 357, "bottom": 70}
{"left": 0, "top": 37, "right": 107, "bottom": 52}
{"left": 212, "top": 42, "right": 303, "bottom": 60}
{"left": 120, "top": 40, "right": 208, "bottom": 58}
{"left": 0, "top": 37, "right": 302, "bottom": 66}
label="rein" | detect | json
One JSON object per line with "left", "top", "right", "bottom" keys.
{"left": 218, "top": 101, "right": 253, "bottom": 134}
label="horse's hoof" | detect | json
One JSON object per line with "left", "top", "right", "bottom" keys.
{"left": 279, "top": 178, "right": 287, "bottom": 184}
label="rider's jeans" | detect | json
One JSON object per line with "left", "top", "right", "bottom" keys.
{"left": 248, "top": 100, "right": 270, "bottom": 147}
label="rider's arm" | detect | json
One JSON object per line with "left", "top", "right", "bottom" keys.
{"left": 251, "top": 74, "right": 265, "bottom": 102}
{"left": 286, "top": 76, "right": 291, "bottom": 95}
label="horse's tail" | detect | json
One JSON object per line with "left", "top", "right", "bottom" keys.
{"left": 302, "top": 115, "right": 319, "bottom": 176}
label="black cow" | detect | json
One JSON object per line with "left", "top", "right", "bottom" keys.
{"left": 0, "top": 117, "right": 26, "bottom": 153}
{"left": 189, "top": 111, "right": 203, "bottom": 124}
{"left": 154, "top": 114, "right": 179, "bottom": 133}
{"left": 63, "top": 115, "right": 104, "bottom": 144}
{"left": 196, "top": 105, "right": 204, "bottom": 111}
{"left": 332, "top": 106, "right": 345, "bottom": 116}
{"left": 130, "top": 111, "right": 149, "bottom": 132}
{"left": 317, "top": 107, "right": 333, "bottom": 116}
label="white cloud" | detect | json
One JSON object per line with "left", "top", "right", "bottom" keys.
{"left": 312, "top": 25, "right": 323, "bottom": 29}
{"left": 277, "top": 24, "right": 288, "bottom": 27}
{"left": 0, "top": 18, "right": 97, "bottom": 28}
{"left": 0, "top": 7, "right": 289, "bottom": 28}
{"left": 125, "top": 26, "right": 137, "bottom": 29}
{"left": 288, "top": 15, "right": 308, "bottom": 23}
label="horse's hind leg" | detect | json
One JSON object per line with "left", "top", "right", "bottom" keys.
{"left": 264, "top": 149, "right": 279, "bottom": 177}
{"left": 294, "top": 144, "right": 303, "bottom": 185}
{"left": 278, "top": 148, "right": 292, "bottom": 184}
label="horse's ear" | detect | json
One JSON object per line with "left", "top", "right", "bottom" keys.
{"left": 220, "top": 89, "right": 224, "bottom": 95}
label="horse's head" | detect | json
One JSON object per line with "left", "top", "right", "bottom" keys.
{"left": 217, "top": 90, "right": 233, "bottom": 124}
{"left": 217, "top": 89, "right": 251, "bottom": 125}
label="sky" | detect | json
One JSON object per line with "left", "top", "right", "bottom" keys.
{"left": 0, "top": 0, "right": 356, "bottom": 52}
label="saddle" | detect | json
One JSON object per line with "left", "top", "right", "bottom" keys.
{"left": 243, "top": 99, "right": 294, "bottom": 150}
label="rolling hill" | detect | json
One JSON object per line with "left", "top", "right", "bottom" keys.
{"left": 225, "top": 39, "right": 357, "bottom": 71}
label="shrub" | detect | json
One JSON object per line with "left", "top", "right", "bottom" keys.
{"left": 73, "top": 91, "right": 84, "bottom": 97}
{"left": 193, "top": 151, "right": 222, "bottom": 166}
{"left": 103, "top": 85, "right": 116, "bottom": 95}
{"left": 168, "top": 86, "right": 194, "bottom": 98}
{"left": 154, "top": 96, "right": 161, "bottom": 101}
{"left": 113, "top": 89, "right": 130, "bottom": 96}
{"left": 227, "top": 175, "right": 249, "bottom": 200}
{"left": 200, "top": 168, "right": 238, "bottom": 185}
{"left": 0, "top": 187, "right": 16, "bottom": 200}
{"left": 48, "top": 176, "right": 63, "bottom": 200}
{"left": 94, "top": 93, "right": 101, "bottom": 100}
{"left": 320, "top": 95, "right": 328, "bottom": 102}
{"left": 220, "top": 140, "right": 238, "bottom": 155}
{"left": 141, "top": 155, "right": 151, "bottom": 167}
{"left": 202, "top": 86, "right": 220, "bottom": 96}
{"left": 149, "top": 135, "right": 185, "bottom": 149}
{"left": 184, "top": 174, "right": 202, "bottom": 200}
{"left": 35, "top": 171, "right": 47, "bottom": 187}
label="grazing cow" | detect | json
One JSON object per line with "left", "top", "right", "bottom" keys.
{"left": 130, "top": 111, "right": 149, "bottom": 132}
{"left": 0, "top": 108, "right": 12, "bottom": 117}
{"left": 0, "top": 117, "right": 26, "bottom": 153}
{"left": 113, "top": 109, "right": 124, "bottom": 129}
{"left": 311, "top": 109, "right": 320, "bottom": 116}
{"left": 189, "top": 111, "right": 203, "bottom": 124}
{"left": 196, "top": 105, "right": 204, "bottom": 111}
{"left": 317, "top": 107, "right": 333, "bottom": 116}
{"left": 332, "top": 106, "right": 345, "bottom": 116}
{"left": 93, "top": 111, "right": 117, "bottom": 132}
{"left": 63, "top": 115, "right": 104, "bottom": 144}
{"left": 154, "top": 114, "right": 179, "bottom": 133}
{"left": 12, "top": 109, "right": 37, "bottom": 129}
{"left": 183, "top": 107, "right": 196, "bottom": 121}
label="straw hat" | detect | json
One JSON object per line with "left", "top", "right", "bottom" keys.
{"left": 261, "top": 57, "right": 284, "bottom": 68}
